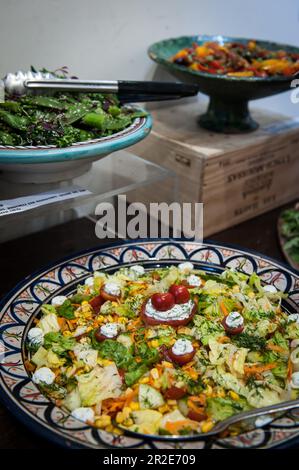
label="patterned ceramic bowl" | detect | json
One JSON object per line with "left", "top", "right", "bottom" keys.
{"left": 0, "top": 238, "right": 299, "bottom": 449}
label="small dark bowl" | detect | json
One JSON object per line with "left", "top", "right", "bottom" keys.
{"left": 148, "top": 35, "right": 299, "bottom": 133}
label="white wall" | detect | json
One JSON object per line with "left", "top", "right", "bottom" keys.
{"left": 1, "top": 0, "right": 299, "bottom": 116}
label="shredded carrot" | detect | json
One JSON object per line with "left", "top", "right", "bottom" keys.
{"left": 124, "top": 389, "right": 138, "bottom": 408}
{"left": 220, "top": 301, "right": 229, "bottom": 316}
{"left": 165, "top": 419, "right": 199, "bottom": 434}
{"left": 182, "top": 361, "right": 195, "bottom": 370}
{"left": 187, "top": 400, "right": 205, "bottom": 415}
{"left": 218, "top": 336, "right": 231, "bottom": 344}
{"left": 188, "top": 394, "right": 206, "bottom": 405}
{"left": 244, "top": 363, "right": 277, "bottom": 375}
{"left": 66, "top": 319, "right": 77, "bottom": 331}
{"left": 266, "top": 343, "right": 288, "bottom": 354}
{"left": 127, "top": 318, "right": 142, "bottom": 330}
{"left": 102, "top": 397, "right": 126, "bottom": 415}
{"left": 57, "top": 317, "right": 67, "bottom": 330}
{"left": 287, "top": 355, "right": 293, "bottom": 381}
{"left": 24, "top": 359, "right": 36, "bottom": 372}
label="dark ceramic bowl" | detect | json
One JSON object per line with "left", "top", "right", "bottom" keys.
{"left": 148, "top": 35, "right": 299, "bottom": 133}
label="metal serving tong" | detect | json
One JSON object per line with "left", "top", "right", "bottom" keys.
{"left": 118, "top": 397, "right": 299, "bottom": 441}
{"left": 3, "top": 71, "right": 199, "bottom": 103}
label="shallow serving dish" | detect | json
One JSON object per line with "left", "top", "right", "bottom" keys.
{"left": 1, "top": 238, "right": 299, "bottom": 449}
{"left": 148, "top": 35, "right": 299, "bottom": 133}
{"left": 0, "top": 107, "right": 152, "bottom": 183}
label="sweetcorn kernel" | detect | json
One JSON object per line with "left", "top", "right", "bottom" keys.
{"left": 81, "top": 300, "right": 89, "bottom": 306}
{"left": 105, "top": 424, "right": 115, "bottom": 433}
{"left": 112, "top": 427, "right": 124, "bottom": 435}
{"left": 167, "top": 399, "right": 177, "bottom": 406}
{"left": 150, "top": 340, "right": 159, "bottom": 348}
{"left": 188, "top": 370, "right": 199, "bottom": 380}
{"left": 150, "top": 368, "right": 159, "bottom": 380}
{"left": 139, "top": 377, "right": 150, "bottom": 384}
{"left": 204, "top": 385, "right": 213, "bottom": 397}
{"left": 158, "top": 404, "right": 170, "bottom": 413}
{"left": 123, "top": 418, "right": 133, "bottom": 426}
{"left": 248, "top": 291, "right": 255, "bottom": 298}
{"left": 95, "top": 415, "right": 111, "bottom": 429}
{"left": 162, "top": 361, "right": 173, "bottom": 368}
{"left": 116, "top": 412, "right": 124, "bottom": 424}
{"left": 201, "top": 420, "right": 214, "bottom": 433}
{"left": 129, "top": 402, "right": 140, "bottom": 411}
{"left": 62, "top": 331, "right": 72, "bottom": 337}
{"left": 153, "top": 379, "right": 161, "bottom": 389}
{"left": 123, "top": 407, "right": 132, "bottom": 419}
{"left": 228, "top": 391, "right": 239, "bottom": 401}
{"left": 102, "top": 359, "right": 114, "bottom": 366}
{"left": 97, "top": 315, "right": 105, "bottom": 323}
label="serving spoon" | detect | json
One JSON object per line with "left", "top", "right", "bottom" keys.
{"left": 116, "top": 397, "right": 299, "bottom": 441}
{"left": 2, "top": 70, "right": 199, "bottom": 103}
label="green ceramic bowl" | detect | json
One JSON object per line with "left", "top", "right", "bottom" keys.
{"left": 0, "top": 107, "right": 152, "bottom": 183}
{"left": 148, "top": 35, "right": 299, "bottom": 133}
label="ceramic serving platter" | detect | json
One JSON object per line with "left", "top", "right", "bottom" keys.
{"left": 1, "top": 238, "right": 299, "bottom": 449}
{"left": 0, "top": 110, "right": 152, "bottom": 184}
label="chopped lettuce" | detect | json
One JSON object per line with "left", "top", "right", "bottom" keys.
{"left": 62, "top": 387, "right": 81, "bottom": 411}
{"left": 76, "top": 364, "right": 122, "bottom": 406}
{"left": 57, "top": 299, "right": 75, "bottom": 319}
{"left": 96, "top": 338, "right": 133, "bottom": 369}
{"left": 124, "top": 364, "right": 148, "bottom": 387}
{"left": 207, "top": 397, "right": 250, "bottom": 421}
{"left": 193, "top": 316, "right": 224, "bottom": 345}
{"left": 39, "top": 313, "right": 60, "bottom": 334}
{"left": 44, "top": 332, "right": 76, "bottom": 356}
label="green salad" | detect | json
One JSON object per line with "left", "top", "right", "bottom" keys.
{"left": 0, "top": 79, "right": 146, "bottom": 148}
{"left": 25, "top": 263, "right": 299, "bottom": 437}
{"left": 281, "top": 207, "right": 299, "bottom": 265}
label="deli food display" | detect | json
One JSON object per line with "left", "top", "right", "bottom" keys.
{"left": 26, "top": 262, "right": 299, "bottom": 437}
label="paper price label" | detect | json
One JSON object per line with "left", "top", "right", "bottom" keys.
{"left": 0, "top": 186, "right": 92, "bottom": 216}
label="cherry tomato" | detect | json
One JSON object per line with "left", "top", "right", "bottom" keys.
{"left": 100, "top": 285, "right": 121, "bottom": 302}
{"left": 89, "top": 294, "right": 104, "bottom": 313}
{"left": 159, "top": 344, "right": 174, "bottom": 362}
{"left": 164, "top": 386, "right": 187, "bottom": 399}
{"left": 187, "top": 409, "right": 207, "bottom": 422}
{"left": 222, "top": 316, "right": 244, "bottom": 335}
{"left": 118, "top": 368, "right": 125, "bottom": 384}
{"left": 94, "top": 327, "right": 117, "bottom": 342}
{"left": 151, "top": 292, "right": 175, "bottom": 311}
{"left": 167, "top": 347, "right": 196, "bottom": 365}
{"left": 169, "top": 284, "right": 190, "bottom": 304}
{"left": 141, "top": 301, "right": 196, "bottom": 326}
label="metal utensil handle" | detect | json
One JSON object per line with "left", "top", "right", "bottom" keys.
{"left": 204, "top": 397, "right": 299, "bottom": 438}
{"left": 118, "top": 80, "right": 199, "bottom": 97}
{"left": 25, "top": 79, "right": 198, "bottom": 97}
{"left": 25, "top": 79, "right": 119, "bottom": 93}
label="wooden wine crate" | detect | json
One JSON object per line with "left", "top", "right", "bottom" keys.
{"left": 131, "top": 100, "right": 299, "bottom": 236}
